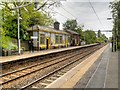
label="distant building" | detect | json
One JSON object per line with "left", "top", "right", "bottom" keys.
{"left": 65, "top": 29, "right": 80, "bottom": 46}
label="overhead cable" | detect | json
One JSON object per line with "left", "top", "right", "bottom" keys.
{"left": 88, "top": 0, "right": 104, "bottom": 29}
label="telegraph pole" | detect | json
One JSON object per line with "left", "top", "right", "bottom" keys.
{"left": 107, "top": 17, "right": 117, "bottom": 52}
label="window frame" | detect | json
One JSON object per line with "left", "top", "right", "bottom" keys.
{"left": 40, "top": 34, "right": 45, "bottom": 45}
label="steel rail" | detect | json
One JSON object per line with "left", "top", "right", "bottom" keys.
{"left": 2, "top": 47, "right": 90, "bottom": 85}
{"left": 1, "top": 48, "right": 84, "bottom": 77}
{"left": 20, "top": 46, "right": 101, "bottom": 89}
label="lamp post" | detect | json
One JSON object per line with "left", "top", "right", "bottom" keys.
{"left": 107, "top": 17, "right": 117, "bottom": 52}
{"left": 17, "top": 8, "right": 21, "bottom": 54}
{"left": 11, "top": 4, "right": 31, "bottom": 54}
{"left": 10, "top": 1, "right": 40, "bottom": 54}
{"left": 114, "top": 18, "right": 117, "bottom": 52}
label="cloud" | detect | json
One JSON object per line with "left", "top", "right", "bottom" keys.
{"left": 53, "top": 1, "right": 113, "bottom": 37}
{"left": 66, "top": 0, "right": 114, "bottom": 2}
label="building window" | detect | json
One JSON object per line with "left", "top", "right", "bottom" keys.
{"left": 40, "top": 34, "right": 45, "bottom": 44}
{"left": 68, "top": 36, "right": 71, "bottom": 42}
{"left": 55, "top": 35, "right": 59, "bottom": 44}
{"left": 60, "top": 36, "right": 63, "bottom": 44}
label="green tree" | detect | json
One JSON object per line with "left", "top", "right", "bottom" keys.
{"left": 98, "top": 30, "right": 101, "bottom": 37}
{"left": 0, "top": 1, "right": 58, "bottom": 50}
{"left": 76, "top": 25, "right": 84, "bottom": 41}
{"left": 96, "top": 34, "right": 108, "bottom": 43}
{"left": 63, "top": 19, "right": 84, "bottom": 40}
{"left": 110, "top": 1, "right": 120, "bottom": 50}
{"left": 84, "top": 30, "right": 97, "bottom": 44}
{"left": 1, "top": 2, "right": 54, "bottom": 41}
{"left": 63, "top": 19, "right": 77, "bottom": 31}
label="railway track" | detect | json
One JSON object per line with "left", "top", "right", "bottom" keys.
{"left": 21, "top": 45, "right": 103, "bottom": 89}
{"left": 2, "top": 48, "right": 81, "bottom": 74}
{"left": 1, "top": 49, "right": 83, "bottom": 84}
{"left": 1, "top": 47, "right": 89, "bottom": 86}
{"left": 1, "top": 45, "right": 104, "bottom": 89}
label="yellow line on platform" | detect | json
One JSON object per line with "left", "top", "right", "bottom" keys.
{"left": 45, "top": 44, "right": 108, "bottom": 88}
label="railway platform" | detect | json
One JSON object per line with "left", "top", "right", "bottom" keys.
{"left": 74, "top": 44, "right": 118, "bottom": 88}
{"left": 46, "top": 44, "right": 118, "bottom": 88}
{"left": 0, "top": 44, "right": 97, "bottom": 64}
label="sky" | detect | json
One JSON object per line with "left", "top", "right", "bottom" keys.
{"left": 52, "top": 0, "right": 114, "bottom": 38}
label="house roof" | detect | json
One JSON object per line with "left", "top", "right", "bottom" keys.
{"left": 65, "top": 29, "right": 79, "bottom": 35}
{"left": 28, "top": 25, "right": 68, "bottom": 35}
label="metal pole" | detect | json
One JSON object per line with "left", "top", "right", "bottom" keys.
{"left": 118, "top": 12, "right": 120, "bottom": 50}
{"left": 84, "top": 32, "right": 86, "bottom": 44}
{"left": 112, "top": 36, "right": 114, "bottom": 52}
{"left": 114, "top": 19, "right": 117, "bottom": 52}
{"left": 18, "top": 8, "right": 21, "bottom": 54}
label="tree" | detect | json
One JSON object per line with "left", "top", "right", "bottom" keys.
{"left": 0, "top": 1, "right": 59, "bottom": 50}
{"left": 1, "top": 2, "right": 55, "bottom": 40}
{"left": 98, "top": 30, "right": 101, "bottom": 37}
{"left": 63, "top": 19, "right": 85, "bottom": 41}
{"left": 110, "top": 1, "right": 120, "bottom": 50}
{"left": 76, "top": 25, "right": 84, "bottom": 41}
{"left": 63, "top": 19, "right": 77, "bottom": 31}
{"left": 84, "top": 30, "right": 97, "bottom": 44}
{"left": 96, "top": 34, "right": 108, "bottom": 43}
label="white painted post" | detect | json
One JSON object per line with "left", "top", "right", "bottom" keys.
{"left": 18, "top": 8, "right": 21, "bottom": 54}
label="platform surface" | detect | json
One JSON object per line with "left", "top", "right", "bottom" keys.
{"left": 46, "top": 44, "right": 118, "bottom": 88}
{"left": 0, "top": 44, "right": 97, "bottom": 64}
{"left": 46, "top": 44, "right": 108, "bottom": 88}
{"left": 75, "top": 44, "right": 118, "bottom": 88}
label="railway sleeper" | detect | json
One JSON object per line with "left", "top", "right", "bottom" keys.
{"left": 45, "top": 79, "right": 54, "bottom": 83}
{"left": 57, "top": 72, "right": 65, "bottom": 75}
{"left": 61, "top": 69, "right": 69, "bottom": 73}
{"left": 2, "top": 77, "right": 10, "bottom": 80}
{"left": 50, "top": 76, "right": 58, "bottom": 80}
{"left": 10, "top": 74, "right": 18, "bottom": 77}
{"left": 39, "top": 82, "right": 50, "bottom": 86}
{"left": 53, "top": 74, "right": 62, "bottom": 77}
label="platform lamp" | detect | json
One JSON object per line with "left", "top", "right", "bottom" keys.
{"left": 10, "top": 4, "right": 29, "bottom": 54}
{"left": 10, "top": 7, "right": 22, "bottom": 55}
{"left": 107, "top": 17, "right": 117, "bottom": 52}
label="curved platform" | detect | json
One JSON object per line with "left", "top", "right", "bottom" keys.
{"left": 1, "top": 44, "right": 98, "bottom": 64}
{"left": 45, "top": 44, "right": 118, "bottom": 88}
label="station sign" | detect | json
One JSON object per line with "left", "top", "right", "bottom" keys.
{"left": 31, "top": 36, "right": 38, "bottom": 39}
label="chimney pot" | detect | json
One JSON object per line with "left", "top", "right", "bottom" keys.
{"left": 54, "top": 21, "right": 60, "bottom": 30}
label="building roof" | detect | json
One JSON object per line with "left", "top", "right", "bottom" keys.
{"left": 65, "top": 29, "right": 79, "bottom": 35}
{"left": 28, "top": 25, "right": 68, "bottom": 35}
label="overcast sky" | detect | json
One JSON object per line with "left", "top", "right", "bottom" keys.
{"left": 52, "top": 0, "right": 114, "bottom": 38}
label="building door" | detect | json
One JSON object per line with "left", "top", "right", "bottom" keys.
{"left": 46, "top": 39, "right": 49, "bottom": 49}
{"left": 72, "top": 39, "right": 75, "bottom": 46}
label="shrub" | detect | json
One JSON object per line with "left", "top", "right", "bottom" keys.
{"left": 117, "top": 42, "right": 120, "bottom": 51}
{"left": 2, "top": 36, "right": 18, "bottom": 50}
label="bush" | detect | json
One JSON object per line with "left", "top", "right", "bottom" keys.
{"left": 1, "top": 28, "right": 18, "bottom": 51}
{"left": 2, "top": 36, "right": 18, "bottom": 50}
{"left": 2, "top": 36, "right": 11, "bottom": 50}
{"left": 8, "top": 43, "right": 18, "bottom": 50}
{"left": 117, "top": 42, "right": 120, "bottom": 50}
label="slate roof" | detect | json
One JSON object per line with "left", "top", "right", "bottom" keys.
{"left": 28, "top": 25, "right": 68, "bottom": 34}
{"left": 65, "top": 29, "right": 79, "bottom": 35}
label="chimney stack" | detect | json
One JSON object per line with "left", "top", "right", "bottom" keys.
{"left": 54, "top": 21, "right": 60, "bottom": 30}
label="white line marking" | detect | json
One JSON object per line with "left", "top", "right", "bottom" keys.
{"left": 85, "top": 56, "right": 103, "bottom": 88}
{"left": 85, "top": 46, "right": 109, "bottom": 88}
{"left": 103, "top": 46, "right": 110, "bottom": 88}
